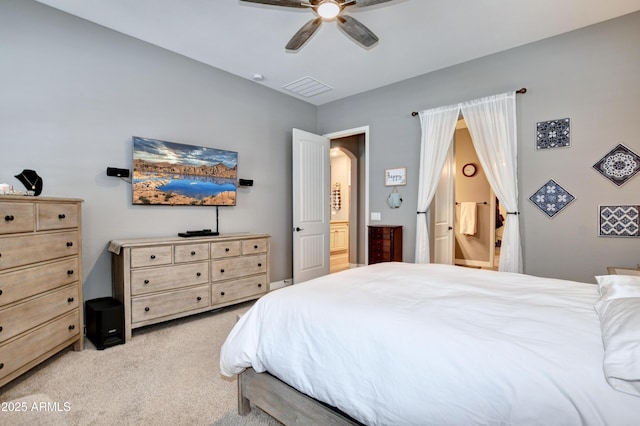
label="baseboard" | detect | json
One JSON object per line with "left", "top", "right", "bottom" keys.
{"left": 270, "top": 278, "right": 293, "bottom": 291}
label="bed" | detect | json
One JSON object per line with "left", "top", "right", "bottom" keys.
{"left": 220, "top": 262, "right": 640, "bottom": 425}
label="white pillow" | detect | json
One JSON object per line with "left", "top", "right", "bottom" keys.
{"left": 595, "top": 274, "right": 640, "bottom": 300}
{"left": 595, "top": 296, "right": 640, "bottom": 396}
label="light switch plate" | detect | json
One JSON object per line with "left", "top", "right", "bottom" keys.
{"left": 371, "top": 212, "right": 381, "bottom": 221}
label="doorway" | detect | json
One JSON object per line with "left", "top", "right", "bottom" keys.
{"left": 434, "top": 119, "right": 501, "bottom": 269}
{"left": 329, "top": 147, "right": 355, "bottom": 272}
{"left": 326, "top": 127, "right": 369, "bottom": 270}
{"left": 291, "top": 127, "right": 369, "bottom": 284}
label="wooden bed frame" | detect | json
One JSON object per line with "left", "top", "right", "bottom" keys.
{"left": 237, "top": 368, "right": 363, "bottom": 425}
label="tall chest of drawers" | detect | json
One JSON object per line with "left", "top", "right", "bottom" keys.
{"left": 110, "top": 233, "right": 270, "bottom": 341}
{"left": 0, "top": 196, "right": 83, "bottom": 387}
{"left": 368, "top": 225, "right": 402, "bottom": 264}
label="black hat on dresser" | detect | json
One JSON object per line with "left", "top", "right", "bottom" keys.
{"left": 15, "top": 169, "right": 43, "bottom": 196}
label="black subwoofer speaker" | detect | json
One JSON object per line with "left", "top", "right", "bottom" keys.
{"left": 85, "top": 297, "right": 124, "bottom": 350}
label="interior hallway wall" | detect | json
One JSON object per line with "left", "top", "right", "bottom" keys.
{"left": 330, "top": 152, "right": 350, "bottom": 222}
{"left": 0, "top": 0, "right": 317, "bottom": 301}
{"left": 318, "top": 11, "right": 640, "bottom": 283}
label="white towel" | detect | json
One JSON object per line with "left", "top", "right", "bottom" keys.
{"left": 460, "top": 202, "right": 477, "bottom": 235}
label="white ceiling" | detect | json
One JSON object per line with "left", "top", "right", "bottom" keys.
{"left": 35, "top": 0, "right": 640, "bottom": 106}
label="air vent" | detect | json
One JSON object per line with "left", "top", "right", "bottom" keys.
{"left": 282, "top": 76, "right": 333, "bottom": 98}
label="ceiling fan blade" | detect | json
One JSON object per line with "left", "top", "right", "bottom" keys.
{"left": 337, "top": 15, "right": 379, "bottom": 47}
{"left": 240, "top": 0, "right": 310, "bottom": 8}
{"left": 286, "top": 17, "right": 323, "bottom": 50}
{"left": 352, "top": 0, "right": 394, "bottom": 7}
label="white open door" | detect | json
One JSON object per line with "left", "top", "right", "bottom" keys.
{"left": 292, "top": 128, "right": 330, "bottom": 283}
{"left": 433, "top": 144, "right": 455, "bottom": 264}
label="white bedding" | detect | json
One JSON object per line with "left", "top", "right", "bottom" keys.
{"left": 220, "top": 263, "right": 639, "bottom": 425}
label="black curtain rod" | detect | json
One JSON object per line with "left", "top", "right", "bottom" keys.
{"left": 411, "top": 88, "right": 527, "bottom": 116}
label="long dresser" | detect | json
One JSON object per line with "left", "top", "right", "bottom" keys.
{"left": 0, "top": 195, "right": 83, "bottom": 388}
{"left": 110, "top": 233, "right": 270, "bottom": 341}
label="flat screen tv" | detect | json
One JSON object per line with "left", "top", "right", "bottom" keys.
{"left": 132, "top": 136, "right": 237, "bottom": 206}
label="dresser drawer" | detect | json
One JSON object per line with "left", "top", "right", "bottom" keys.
{"left": 370, "top": 239, "right": 390, "bottom": 250}
{"left": 369, "top": 251, "right": 389, "bottom": 263}
{"left": 242, "top": 238, "right": 268, "bottom": 255}
{"left": 0, "top": 284, "right": 79, "bottom": 344}
{"left": 130, "top": 262, "right": 209, "bottom": 296}
{"left": 0, "top": 231, "right": 79, "bottom": 271}
{"left": 174, "top": 243, "right": 209, "bottom": 263}
{"left": 0, "top": 258, "right": 79, "bottom": 307}
{"left": 211, "top": 241, "right": 241, "bottom": 258}
{"left": 0, "top": 310, "right": 80, "bottom": 382}
{"left": 212, "top": 254, "right": 267, "bottom": 281}
{"left": 37, "top": 203, "right": 79, "bottom": 231}
{"left": 370, "top": 228, "right": 391, "bottom": 240}
{"left": 130, "top": 246, "right": 172, "bottom": 268}
{"left": 131, "top": 285, "right": 210, "bottom": 323}
{"left": 0, "top": 202, "right": 34, "bottom": 235}
{"left": 212, "top": 275, "right": 267, "bottom": 305}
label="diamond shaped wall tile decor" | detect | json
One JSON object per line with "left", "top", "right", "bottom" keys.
{"left": 592, "top": 143, "right": 640, "bottom": 186}
{"left": 536, "top": 118, "right": 570, "bottom": 149}
{"left": 599, "top": 205, "right": 640, "bottom": 237}
{"left": 529, "top": 179, "right": 575, "bottom": 218}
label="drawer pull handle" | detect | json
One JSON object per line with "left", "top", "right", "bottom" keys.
{"left": 258, "top": 283, "right": 262, "bottom": 288}
{"left": 254, "top": 245, "right": 258, "bottom": 249}
{"left": 67, "top": 270, "right": 74, "bottom": 275}
{"left": 68, "top": 297, "right": 74, "bottom": 303}
{"left": 0, "top": 290, "right": 3, "bottom": 296}
{"left": 145, "top": 307, "right": 150, "bottom": 312}
{"left": 66, "top": 242, "right": 73, "bottom": 247}
{"left": 0, "top": 326, "right": 3, "bottom": 332}
{"left": 220, "top": 291, "right": 225, "bottom": 296}
{"left": 68, "top": 325, "right": 75, "bottom": 330}
{"left": 220, "top": 269, "right": 225, "bottom": 273}
{"left": 144, "top": 280, "right": 150, "bottom": 284}
{"left": 150, "top": 255, "right": 156, "bottom": 259}
{"left": 58, "top": 214, "right": 66, "bottom": 219}
{"left": 191, "top": 251, "right": 196, "bottom": 255}
{"left": 196, "top": 272, "right": 201, "bottom": 277}
{"left": 225, "top": 247, "right": 230, "bottom": 252}
{"left": 4, "top": 215, "right": 14, "bottom": 221}
{"left": 0, "top": 363, "right": 3, "bottom": 369}
{"left": 258, "top": 263, "right": 262, "bottom": 267}
{"left": 197, "top": 296, "right": 202, "bottom": 301}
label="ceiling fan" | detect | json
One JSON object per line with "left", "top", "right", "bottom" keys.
{"left": 240, "top": 0, "right": 393, "bottom": 50}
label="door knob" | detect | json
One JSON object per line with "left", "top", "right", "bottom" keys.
{"left": 448, "top": 226, "right": 453, "bottom": 230}
{"left": 294, "top": 227, "right": 304, "bottom": 232}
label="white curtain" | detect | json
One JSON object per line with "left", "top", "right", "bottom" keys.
{"left": 415, "top": 105, "right": 460, "bottom": 264}
{"left": 461, "top": 92, "right": 522, "bottom": 272}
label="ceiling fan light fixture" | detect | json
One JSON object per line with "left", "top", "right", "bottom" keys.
{"left": 317, "top": 0, "right": 341, "bottom": 19}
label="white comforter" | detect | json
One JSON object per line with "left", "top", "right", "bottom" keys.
{"left": 220, "top": 263, "right": 639, "bottom": 425}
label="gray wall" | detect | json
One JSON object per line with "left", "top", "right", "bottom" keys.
{"left": 318, "top": 11, "right": 640, "bottom": 283}
{"left": 2, "top": 1, "right": 638, "bottom": 296}
{"left": 0, "top": 1, "right": 317, "bottom": 301}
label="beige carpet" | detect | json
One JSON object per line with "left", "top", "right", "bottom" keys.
{"left": 0, "top": 302, "right": 281, "bottom": 426}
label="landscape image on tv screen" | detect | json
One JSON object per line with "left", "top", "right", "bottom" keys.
{"left": 132, "top": 136, "right": 237, "bottom": 206}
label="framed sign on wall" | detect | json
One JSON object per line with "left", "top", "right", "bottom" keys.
{"left": 385, "top": 167, "right": 406, "bottom": 186}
